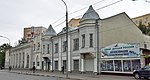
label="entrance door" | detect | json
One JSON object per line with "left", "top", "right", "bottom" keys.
{"left": 85, "top": 59, "right": 94, "bottom": 71}
{"left": 55, "top": 61, "right": 58, "bottom": 70}
{"left": 74, "top": 60, "right": 79, "bottom": 71}
{"left": 42, "top": 61, "right": 44, "bottom": 70}
{"left": 48, "top": 62, "right": 50, "bottom": 71}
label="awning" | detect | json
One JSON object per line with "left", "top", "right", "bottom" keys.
{"left": 42, "top": 57, "right": 49, "bottom": 60}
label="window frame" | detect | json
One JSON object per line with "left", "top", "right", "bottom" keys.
{"left": 89, "top": 33, "right": 93, "bottom": 47}
{"left": 73, "top": 38, "right": 79, "bottom": 51}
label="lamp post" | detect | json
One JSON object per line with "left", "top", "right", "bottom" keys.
{"left": 61, "top": 0, "right": 68, "bottom": 78}
{"left": 0, "top": 36, "right": 11, "bottom": 68}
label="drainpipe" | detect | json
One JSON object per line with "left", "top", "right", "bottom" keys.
{"left": 96, "top": 19, "right": 101, "bottom": 75}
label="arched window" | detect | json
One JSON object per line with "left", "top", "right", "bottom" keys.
{"left": 26, "top": 54, "right": 29, "bottom": 68}
{"left": 22, "top": 53, "right": 24, "bottom": 68}
{"left": 16, "top": 54, "right": 18, "bottom": 68}
{"left": 19, "top": 53, "right": 21, "bottom": 68}
{"left": 13, "top": 54, "right": 15, "bottom": 68}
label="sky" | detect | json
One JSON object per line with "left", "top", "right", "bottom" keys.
{"left": 0, "top": 0, "right": 150, "bottom": 46}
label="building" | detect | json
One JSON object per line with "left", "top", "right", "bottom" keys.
{"left": 24, "top": 26, "right": 47, "bottom": 42}
{"left": 132, "top": 13, "right": 150, "bottom": 26}
{"left": 5, "top": 5, "right": 150, "bottom": 74}
{"left": 5, "top": 42, "right": 32, "bottom": 69}
{"left": 68, "top": 18, "right": 80, "bottom": 27}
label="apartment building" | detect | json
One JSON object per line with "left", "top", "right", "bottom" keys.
{"left": 24, "top": 26, "right": 47, "bottom": 42}
{"left": 132, "top": 13, "right": 150, "bottom": 26}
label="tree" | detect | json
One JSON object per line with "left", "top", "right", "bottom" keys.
{"left": 137, "top": 22, "right": 150, "bottom": 36}
{"left": 18, "top": 38, "right": 27, "bottom": 46}
{"left": 0, "top": 43, "right": 11, "bottom": 67}
{"left": 138, "top": 21, "right": 147, "bottom": 34}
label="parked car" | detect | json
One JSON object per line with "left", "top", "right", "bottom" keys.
{"left": 133, "top": 66, "right": 150, "bottom": 79}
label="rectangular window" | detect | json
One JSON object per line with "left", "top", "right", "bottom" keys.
{"left": 37, "top": 42, "right": 40, "bottom": 50}
{"left": 43, "top": 45, "right": 45, "bottom": 54}
{"left": 73, "top": 38, "right": 79, "bottom": 51}
{"left": 123, "top": 60, "right": 131, "bottom": 72}
{"left": 114, "top": 60, "right": 122, "bottom": 71}
{"left": 27, "top": 34, "right": 31, "bottom": 37}
{"left": 55, "top": 43, "right": 58, "bottom": 53}
{"left": 63, "top": 60, "right": 66, "bottom": 69}
{"left": 37, "top": 62, "right": 39, "bottom": 66}
{"left": 63, "top": 41, "right": 67, "bottom": 52}
{"left": 106, "top": 60, "right": 114, "bottom": 71}
{"left": 82, "top": 34, "right": 85, "bottom": 48}
{"left": 33, "top": 44, "right": 35, "bottom": 51}
{"left": 55, "top": 61, "right": 58, "bottom": 70}
{"left": 33, "top": 62, "right": 35, "bottom": 66}
{"left": 132, "top": 59, "right": 140, "bottom": 71}
{"left": 89, "top": 33, "right": 93, "bottom": 47}
{"left": 47, "top": 44, "right": 49, "bottom": 54}
{"left": 74, "top": 60, "right": 79, "bottom": 71}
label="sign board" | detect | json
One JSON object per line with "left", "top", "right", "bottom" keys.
{"left": 101, "top": 43, "right": 140, "bottom": 58}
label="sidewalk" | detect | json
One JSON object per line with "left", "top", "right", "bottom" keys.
{"left": 3, "top": 69, "right": 133, "bottom": 80}
{"left": 9, "top": 70, "right": 100, "bottom": 80}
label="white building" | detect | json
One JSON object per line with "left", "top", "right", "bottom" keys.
{"left": 5, "top": 5, "right": 150, "bottom": 74}
{"left": 7, "top": 42, "right": 32, "bottom": 69}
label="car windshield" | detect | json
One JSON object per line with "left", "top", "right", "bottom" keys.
{"left": 142, "top": 66, "right": 150, "bottom": 70}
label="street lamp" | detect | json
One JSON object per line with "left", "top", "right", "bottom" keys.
{"left": 61, "top": 0, "right": 69, "bottom": 78}
{"left": 0, "top": 36, "right": 11, "bottom": 68}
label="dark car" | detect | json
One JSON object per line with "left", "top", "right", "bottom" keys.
{"left": 133, "top": 66, "right": 150, "bottom": 79}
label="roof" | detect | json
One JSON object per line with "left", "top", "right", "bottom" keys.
{"left": 44, "top": 25, "right": 56, "bottom": 36}
{"left": 80, "top": 5, "right": 100, "bottom": 22}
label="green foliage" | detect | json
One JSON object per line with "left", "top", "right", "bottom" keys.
{"left": 138, "top": 22, "right": 150, "bottom": 36}
{"left": 0, "top": 52, "right": 5, "bottom": 66}
{"left": 0, "top": 43, "right": 11, "bottom": 66}
{"left": 18, "top": 38, "right": 27, "bottom": 46}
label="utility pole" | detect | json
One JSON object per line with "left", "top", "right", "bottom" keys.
{"left": 96, "top": 19, "right": 100, "bottom": 75}
{"left": 61, "top": 0, "right": 68, "bottom": 78}
{"left": 51, "top": 37, "right": 54, "bottom": 72}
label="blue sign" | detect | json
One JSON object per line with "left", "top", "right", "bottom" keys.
{"left": 101, "top": 43, "right": 140, "bottom": 58}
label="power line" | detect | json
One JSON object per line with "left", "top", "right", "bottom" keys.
{"left": 72, "top": 0, "right": 123, "bottom": 19}
{"left": 52, "top": 15, "right": 66, "bottom": 25}
{"left": 69, "top": 0, "right": 106, "bottom": 15}
{"left": 52, "top": 0, "right": 106, "bottom": 27}
{"left": 54, "top": 20, "right": 65, "bottom": 28}
{"left": 52, "top": 0, "right": 123, "bottom": 28}
{"left": 96, "top": 0, "right": 123, "bottom": 11}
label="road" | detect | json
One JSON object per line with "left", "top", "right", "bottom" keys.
{"left": 0, "top": 71, "right": 69, "bottom": 80}
{"left": 0, "top": 70, "right": 144, "bottom": 80}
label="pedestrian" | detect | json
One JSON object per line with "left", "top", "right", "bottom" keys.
{"left": 32, "top": 65, "right": 36, "bottom": 73}
{"left": 9, "top": 66, "right": 12, "bottom": 71}
{"left": 61, "top": 66, "right": 64, "bottom": 74}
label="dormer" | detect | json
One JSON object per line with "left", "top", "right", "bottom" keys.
{"left": 79, "top": 5, "right": 100, "bottom": 27}
{"left": 43, "top": 25, "right": 57, "bottom": 36}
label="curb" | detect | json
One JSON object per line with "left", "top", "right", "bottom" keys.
{"left": 10, "top": 71, "right": 82, "bottom": 80}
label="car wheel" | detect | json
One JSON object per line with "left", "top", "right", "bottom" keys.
{"left": 134, "top": 73, "right": 141, "bottom": 79}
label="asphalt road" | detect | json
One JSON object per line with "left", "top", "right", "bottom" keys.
{"left": 0, "top": 71, "right": 70, "bottom": 80}
{"left": 0, "top": 70, "right": 147, "bottom": 80}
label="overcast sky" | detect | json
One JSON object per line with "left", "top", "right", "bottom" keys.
{"left": 0, "top": 0, "right": 150, "bottom": 46}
